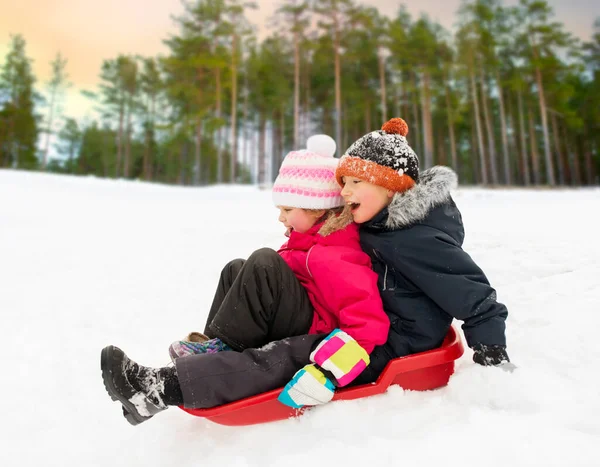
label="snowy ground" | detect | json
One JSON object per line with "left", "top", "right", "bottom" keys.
{"left": 1, "top": 169, "right": 599, "bottom": 467}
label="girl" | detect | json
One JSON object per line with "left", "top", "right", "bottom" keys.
{"left": 101, "top": 135, "right": 389, "bottom": 425}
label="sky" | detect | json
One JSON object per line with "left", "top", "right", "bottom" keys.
{"left": 0, "top": 0, "right": 597, "bottom": 122}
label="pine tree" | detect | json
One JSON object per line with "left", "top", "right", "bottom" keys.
{"left": 42, "top": 53, "right": 70, "bottom": 170}
{"left": 0, "top": 34, "right": 39, "bottom": 169}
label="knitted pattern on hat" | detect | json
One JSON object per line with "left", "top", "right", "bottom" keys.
{"left": 272, "top": 135, "right": 344, "bottom": 209}
{"left": 336, "top": 118, "right": 419, "bottom": 193}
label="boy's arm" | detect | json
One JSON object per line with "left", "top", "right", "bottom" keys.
{"left": 388, "top": 226, "right": 509, "bottom": 359}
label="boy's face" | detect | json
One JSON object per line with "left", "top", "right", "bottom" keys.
{"left": 277, "top": 207, "right": 324, "bottom": 237}
{"left": 340, "top": 176, "right": 393, "bottom": 224}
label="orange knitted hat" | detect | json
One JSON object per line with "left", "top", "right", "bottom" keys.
{"left": 335, "top": 118, "right": 419, "bottom": 193}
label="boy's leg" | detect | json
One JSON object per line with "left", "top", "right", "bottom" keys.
{"left": 206, "top": 248, "right": 314, "bottom": 351}
{"left": 203, "top": 258, "right": 245, "bottom": 333}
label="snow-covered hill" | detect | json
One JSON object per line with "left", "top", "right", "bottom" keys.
{"left": 1, "top": 170, "right": 599, "bottom": 467}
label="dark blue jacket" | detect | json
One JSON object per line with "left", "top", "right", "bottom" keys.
{"left": 358, "top": 166, "right": 508, "bottom": 378}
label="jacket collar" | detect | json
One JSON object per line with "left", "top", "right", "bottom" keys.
{"left": 364, "top": 166, "right": 458, "bottom": 231}
{"left": 283, "top": 221, "right": 359, "bottom": 251}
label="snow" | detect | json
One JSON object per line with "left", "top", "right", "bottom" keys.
{"left": 1, "top": 169, "right": 599, "bottom": 467}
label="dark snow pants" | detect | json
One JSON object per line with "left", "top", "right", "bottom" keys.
{"left": 175, "top": 248, "right": 322, "bottom": 408}
{"left": 203, "top": 247, "right": 314, "bottom": 351}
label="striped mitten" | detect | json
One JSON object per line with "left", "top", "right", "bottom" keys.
{"left": 277, "top": 364, "right": 335, "bottom": 409}
{"left": 310, "top": 329, "right": 369, "bottom": 387}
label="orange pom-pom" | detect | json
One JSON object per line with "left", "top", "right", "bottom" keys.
{"left": 381, "top": 118, "right": 409, "bottom": 137}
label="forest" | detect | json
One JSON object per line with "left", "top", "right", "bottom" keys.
{"left": 1, "top": 0, "right": 599, "bottom": 186}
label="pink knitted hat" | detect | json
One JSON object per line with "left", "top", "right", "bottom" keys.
{"left": 272, "top": 135, "right": 344, "bottom": 209}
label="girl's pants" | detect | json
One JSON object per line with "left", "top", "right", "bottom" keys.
{"left": 203, "top": 247, "right": 314, "bottom": 351}
{"left": 175, "top": 248, "right": 323, "bottom": 408}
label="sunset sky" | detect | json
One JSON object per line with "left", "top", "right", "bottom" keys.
{"left": 0, "top": 0, "right": 597, "bottom": 121}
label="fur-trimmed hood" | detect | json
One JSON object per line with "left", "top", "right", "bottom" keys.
{"left": 384, "top": 166, "right": 458, "bottom": 230}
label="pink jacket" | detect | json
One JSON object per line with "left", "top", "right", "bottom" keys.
{"left": 277, "top": 222, "right": 389, "bottom": 354}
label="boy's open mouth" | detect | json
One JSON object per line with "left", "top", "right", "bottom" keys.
{"left": 285, "top": 227, "right": 293, "bottom": 237}
{"left": 348, "top": 202, "right": 360, "bottom": 212}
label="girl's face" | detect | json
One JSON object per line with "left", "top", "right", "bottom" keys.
{"left": 340, "top": 176, "right": 393, "bottom": 224}
{"left": 277, "top": 207, "right": 325, "bottom": 237}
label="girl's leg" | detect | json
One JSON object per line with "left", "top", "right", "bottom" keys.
{"left": 101, "top": 334, "right": 324, "bottom": 423}
{"left": 205, "top": 248, "right": 314, "bottom": 351}
{"left": 176, "top": 334, "right": 323, "bottom": 409}
{"left": 101, "top": 345, "right": 183, "bottom": 426}
{"left": 203, "top": 258, "right": 245, "bottom": 333}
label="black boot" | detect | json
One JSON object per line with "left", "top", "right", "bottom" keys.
{"left": 101, "top": 345, "right": 183, "bottom": 426}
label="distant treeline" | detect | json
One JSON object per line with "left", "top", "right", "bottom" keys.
{"left": 1, "top": 0, "right": 599, "bottom": 186}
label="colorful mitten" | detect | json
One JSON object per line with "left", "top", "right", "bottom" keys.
{"left": 168, "top": 337, "right": 230, "bottom": 363}
{"left": 310, "top": 329, "right": 369, "bottom": 387}
{"left": 277, "top": 364, "right": 335, "bottom": 409}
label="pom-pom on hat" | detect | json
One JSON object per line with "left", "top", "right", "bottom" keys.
{"left": 272, "top": 135, "right": 345, "bottom": 210}
{"left": 335, "top": 117, "right": 419, "bottom": 193}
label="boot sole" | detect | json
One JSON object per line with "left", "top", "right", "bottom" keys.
{"left": 101, "top": 346, "right": 152, "bottom": 426}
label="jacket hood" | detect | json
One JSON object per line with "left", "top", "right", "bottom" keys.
{"left": 385, "top": 166, "right": 458, "bottom": 230}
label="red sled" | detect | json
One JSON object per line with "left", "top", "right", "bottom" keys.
{"left": 180, "top": 326, "right": 465, "bottom": 426}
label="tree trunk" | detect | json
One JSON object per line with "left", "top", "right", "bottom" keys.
{"left": 258, "top": 113, "right": 266, "bottom": 185}
{"left": 334, "top": 13, "right": 342, "bottom": 156}
{"left": 378, "top": 52, "right": 387, "bottom": 122}
{"left": 550, "top": 112, "right": 566, "bottom": 185}
{"left": 124, "top": 100, "right": 132, "bottom": 178}
{"left": 444, "top": 80, "right": 457, "bottom": 172}
{"left": 102, "top": 127, "right": 109, "bottom": 178}
{"left": 528, "top": 106, "right": 540, "bottom": 185}
{"left": 42, "top": 87, "right": 57, "bottom": 170}
{"left": 517, "top": 87, "right": 530, "bottom": 186}
{"left": 495, "top": 71, "right": 511, "bottom": 185}
{"left": 534, "top": 65, "right": 555, "bottom": 185}
{"left": 215, "top": 68, "right": 223, "bottom": 183}
{"left": 271, "top": 111, "right": 278, "bottom": 182}
{"left": 583, "top": 126, "right": 594, "bottom": 185}
{"left": 144, "top": 94, "right": 156, "bottom": 181}
{"left": 303, "top": 52, "right": 311, "bottom": 144}
{"left": 394, "top": 73, "right": 400, "bottom": 118}
{"left": 505, "top": 91, "right": 518, "bottom": 185}
{"left": 421, "top": 68, "right": 434, "bottom": 168}
{"left": 480, "top": 69, "right": 497, "bottom": 185}
{"left": 365, "top": 100, "right": 371, "bottom": 134}
{"left": 230, "top": 33, "right": 239, "bottom": 183}
{"left": 116, "top": 99, "right": 124, "bottom": 178}
{"left": 195, "top": 118, "right": 203, "bottom": 185}
{"left": 179, "top": 141, "right": 187, "bottom": 186}
{"left": 410, "top": 72, "right": 422, "bottom": 159}
{"left": 470, "top": 69, "right": 487, "bottom": 184}
{"left": 401, "top": 72, "right": 409, "bottom": 122}
{"left": 294, "top": 30, "right": 300, "bottom": 148}
{"left": 561, "top": 122, "right": 580, "bottom": 185}
{"left": 470, "top": 112, "right": 480, "bottom": 184}
{"left": 437, "top": 129, "right": 447, "bottom": 166}
{"left": 143, "top": 127, "right": 150, "bottom": 181}
{"left": 280, "top": 105, "right": 285, "bottom": 161}
{"left": 242, "top": 76, "right": 249, "bottom": 177}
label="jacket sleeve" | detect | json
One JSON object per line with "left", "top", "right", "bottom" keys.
{"left": 308, "top": 247, "right": 390, "bottom": 354}
{"left": 387, "top": 225, "right": 508, "bottom": 348}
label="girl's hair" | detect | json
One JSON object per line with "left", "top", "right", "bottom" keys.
{"left": 305, "top": 204, "right": 354, "bottom": 237}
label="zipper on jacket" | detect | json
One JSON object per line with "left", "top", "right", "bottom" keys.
{"left": 383, "top": 263, "right": 388, "bottom": 291}
{"left": 373, "top": 248, "right": 388, "bottom": 291}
